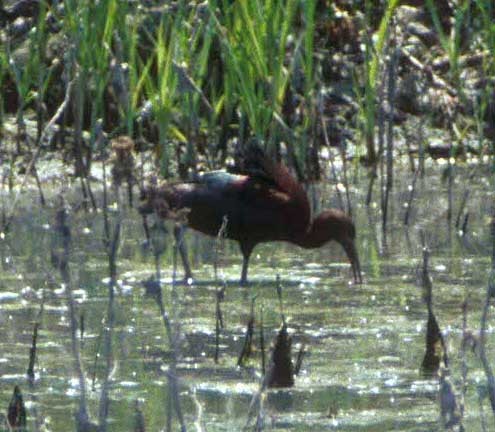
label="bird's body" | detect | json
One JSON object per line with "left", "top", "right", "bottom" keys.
{"left": 140, "top": 151, "right": 361, "bottom": 284}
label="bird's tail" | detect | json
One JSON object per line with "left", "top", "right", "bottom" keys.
{"left": 234, "top": 140, "right": 306, "bottom": 202}
{"left": 229, "top": 140, "right": 278, "bottom": 187}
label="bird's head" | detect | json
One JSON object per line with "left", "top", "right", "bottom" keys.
{"left": 138, "top": 181, "right": 190, "bottom": 223}
{"left": 138, "top": 182, "right": 158, "bottom": 216}
{"left": 308, "top": 209, "right": 362, "bottom": 284}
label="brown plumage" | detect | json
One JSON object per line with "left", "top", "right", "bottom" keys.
{"left": 140, "top": 149, "right": 362, "bottom": 284}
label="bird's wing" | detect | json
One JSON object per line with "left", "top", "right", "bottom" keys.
{"left": 233, "top": 143, "right": 308, "bottom": 199}
{"left": 196, "top": 170, "right": 247, "bottom": 190}
{"left": 228, "top": 143, "right": 312, "bottom": 230}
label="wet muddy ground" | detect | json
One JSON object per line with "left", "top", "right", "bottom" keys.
{"left": 0, "top": 160, "right": 493, "bottom": 431}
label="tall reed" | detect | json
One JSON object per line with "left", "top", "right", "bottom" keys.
{"left": 425, "top": 0, "right": 470, "bottom": 89}
{"left": 142, "top": 14, "right": 181, "bottom": 177}
{"left": 63, "top": 0, "right": 124, "bottom": 173}
{"left": 472, "top": 0, "right": 495, "bottom": 161}
{"left": 210, "top": 0, "right": 298, "bottom": 153}
{"left": 0, "top": 47, "right": 7, "bottom": 139}
{"left": 357, "top": 0, "right": 400, "bottom": 165}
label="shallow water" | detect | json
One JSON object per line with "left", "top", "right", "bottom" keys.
{"left": 0, "top": 161, "right": 494, "bottom": 431}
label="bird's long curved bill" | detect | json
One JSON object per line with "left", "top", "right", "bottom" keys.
{"left": 342, "top": 239, "right": 362, "bottom": 284}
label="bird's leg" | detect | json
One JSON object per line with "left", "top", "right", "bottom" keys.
{"left": 174, "top": 225, "right": 193, "bottom": 281}
{"left": 241, "top": 256, "right": 249, "bottom": 286}
{"left": 239, "top": 242, "right": 254, "bottom": 286}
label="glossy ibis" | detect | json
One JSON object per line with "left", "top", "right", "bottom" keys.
{"left": 140, "top": 150, "right": 362, "bottom": 285}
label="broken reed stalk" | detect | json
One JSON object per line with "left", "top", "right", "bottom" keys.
{"left": 215, "top": 284, "right": 226, "bottom": 364}
{"left": 447, "top": 156, "right": 454, "bottom": 239}
{"left": 244, "top": 360, "right": 270, "bottom": 428}
{"left": 260, "top": 305, "right": 265, "bottom": 376}
{"left": 455, "top": 189, "right": 470, "bottom": 229}
{"left": 7, "top": 385, "right": 27, "bottom": 430}
{"left": 404, "top": 124, "right": 416, "bottom": 173}
{"left": 420, "top": 246, "right": 448, "bottom": 376}
{"left": 155, "top": 227, "right": 186, "bottom": 432}
{"left": 492, "top": 205, "right": 495, "bottom": 269}
{"left": 237, "top": 296, "right": 256, "bottom": 367}
{"left": 439, "top": 368, "right": 463, "bottom": 430}
{"left": 27, "top": 329, "right": 42, "bottom": 432}
{"left": 376, "top": 48, "right": 386, "bottom": 221}
{"left": 365, "top": 168, "right": 377, "bottom": 207}
{"left": 318, "top": 106, "right": 345, "bottom": 211}
{"left": 98, "top": 214, "right": 121, "bottom": 432}
{"left": 214, "top": 290, "right": 222, "bottom": 364}
{"left": 213, "top": 216, "right": 228, "bottom": 282}
{"left": 27, "top": 288, "right": 47, "bottom": 431}
{"left": 461, "top": 213, "right": 469, "bottom": 236}
{"left": 340, "top": 137, "right": 352, "bottom": 217}
{"left": 26, "top": 283, "right": 46, "bottom": 383}
{"left": 267, "top": 275, "right": 295, "bottom": 388}
{"left": 1, "top": 174, "right": 6, "bottom": 232}
{"left": 91, "top": 322, "right": 103, "bottom": 391}
{"left": 52, "top": 204, "right": 91, "bottom": 428}
{"left": 245, "top": 323, "right": 295, "bottom": 429}
{"left": 492, "top": 206, "right": 495, "bottom": 270}
{"left": 32, "top": 163, "right": 46, "bottom": 207}
{"left": 166, "top": 393, "right": 172, "bottom": 432}
{"left": 459, "top": 297, "right": 469, "bottom": 426}
{"left": 254, "top": 394, "right": 265, "bottom": 432}
{"left": 26, "top": 322, "right": 39, "bottom": 382}
{"left": 267, "top": 324, "right": 294, "bottom": 388}
{"left": 102, "top": 161, "right": 111, "bottom": 245}
{"left": 404, "top": 166, "right": 419, "bottom": 226}
{"left": 3, "top": 79, "right": 74, "bottom": 232}
{"left": 73, "top": 69, "right": 85, "bottom": 179}
{"left": 420, "top": 247, "right": 462, "bottom": 427}
{"left": 138, "top": 156, "right": 152, "bottom": 248}
{"left": 214, "top": 216, "right": 227, "bottom": 363}
{"left": 72, "top": 72, "right": 98, "bottom": 213}
{"left": 382, "top": 46, "right": 398, "bottom": 247}
{"left": 134, "top": 400, "right": 146, "bottom": 432}
{"left": 165, "top": 319, "right": 186, "bottom": 428}
{"left": 294, "top": 344, "right": 306, "bottom": 376}
{"left": 143, "top": 210, "right": 185, "bottom": 431}
{"left": 98, "top": 132, "right": 131, "bottom": 430}
{"left": 276, "top": 275, "right": 285, "bottom": 326}
{"left": 478, "top": 207, "right": 495, "bottom": 420}
{"left": 479, "top": 397, "right": 489, "bottom": 432}
{"left": 191, "top": 388, "right": 205, "bottom": 432}
{"left": 416, "top": 80, "right": 427, "bottom": 179}
{"left": 78, "top": 171, "right": 90, "bottom": 213}
{"left": 24, "top": 136, "right": 46, "bottom": 207}
{"left": 80, "top": 312, "right": 85, "bottom": 350}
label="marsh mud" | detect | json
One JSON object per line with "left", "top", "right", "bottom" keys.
{"left": 0, "top": 155, "right": 493, "bottom": 431}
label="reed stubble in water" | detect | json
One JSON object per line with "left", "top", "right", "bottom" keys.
{"left": 144, "top": 213, "right": 186, "bottom": 432}
{"left": 7, "top": 385, "right": 26, "bottom": 430}
{"left": 477, "top": 205, "right": 495, "bottom": 423}
{"left": 420, "top": 247, "right": 448, "bottom": 376}
{"left": 51, "top": 203, "right": 93, "bottom": 430}
{"left": 419, "top": 246, "right": 464, "bottom": 429}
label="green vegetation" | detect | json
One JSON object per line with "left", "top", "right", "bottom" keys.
{"left": 0, "top": 2, "right": 495, "bottom": 430}
{"left": 0, "top": 0, "right": 492, "bottom": 180}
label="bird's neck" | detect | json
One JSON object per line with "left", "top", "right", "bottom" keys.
{"left": 292, "top": 219, "right": 331, "bottom": 249}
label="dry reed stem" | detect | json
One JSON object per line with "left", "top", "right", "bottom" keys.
{"left": 478, "top": 205, "right": 495, "bottom": 423}
{"left": 3, "top": 79, "right": 74, "bottom": 232}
